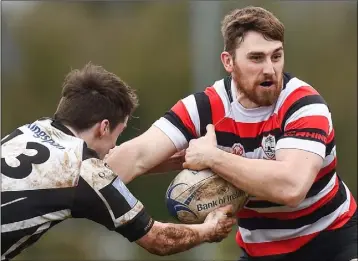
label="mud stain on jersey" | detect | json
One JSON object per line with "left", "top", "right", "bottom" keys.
{"left": 116, "top": 201, "right": 143, "bottom": 226}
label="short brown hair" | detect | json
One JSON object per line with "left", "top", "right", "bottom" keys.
{"left": 54, "top": 62, "right": 138, "bottom": 132}
{"left": 221, "top": 6, "right": 284, "bottom": 55}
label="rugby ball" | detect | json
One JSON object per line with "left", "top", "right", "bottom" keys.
{"left": 165, "top": 169, "right": 249, "bottom": 224}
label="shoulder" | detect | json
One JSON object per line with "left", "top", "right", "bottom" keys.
{"left": 80, "top": 145, "right": 117, "bottom": 190}
{"left": 275, "top": 73, "right": 329, "bottom": 119}
{"left": 1, "top": 119, "right": 85, "bottom": 190}
{"left": 174, "top": 76, "right": 231, "bottom": 108}
{"left": 172, "top": 76, "right": 232, "bottom": 122}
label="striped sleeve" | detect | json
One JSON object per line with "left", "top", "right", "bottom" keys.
{"left": 153, "top": 92, "right": 212, "bottom": 151}
{"left": 276, "top": 86, "right": 332, "bottom": 158}
{"left": 72, "top": 158, "right": 154, "bottom": 242}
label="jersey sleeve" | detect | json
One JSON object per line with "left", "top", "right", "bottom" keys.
{"left": 71, "top": 158, "right": 154, "bottom": 242}
{"left": 276, "top": 86, "right": 332, "bottom": 159}
{"left": 153, "top": 92, "right": 212, "bottom": 151}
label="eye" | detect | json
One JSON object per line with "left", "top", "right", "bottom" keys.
{"left": 272, "top": 53, "right": 282, "bottom": 62}
{"left": 250, "top": 56, "right": 263, "bottom": 62}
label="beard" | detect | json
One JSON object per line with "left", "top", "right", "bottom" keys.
{"left": 233, "top": 66, "right": 283, "bottom": 107}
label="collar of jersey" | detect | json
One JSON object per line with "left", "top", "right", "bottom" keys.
{"left": 50, "top": 119, "right": 76, "bottom": 137}
{"left": 230, "top": 79, "right": 275, "bottom": 117}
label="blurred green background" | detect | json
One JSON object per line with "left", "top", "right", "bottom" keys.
{"left": 2, "top": 1, "right": 356, "bottom": 260}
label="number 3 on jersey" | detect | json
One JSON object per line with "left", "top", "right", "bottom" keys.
{"left": 1, "top": 129, "right": 50, "bottom": 179}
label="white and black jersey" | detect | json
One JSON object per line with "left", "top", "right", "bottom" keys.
{"left": 1, "top": 118, "right": 154, "bottom": 260}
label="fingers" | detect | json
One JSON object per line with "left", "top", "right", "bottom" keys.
{"left": 213, "top": 218, "right": 235, "bottom": 242}
{"left": 228, "top": 217, "right": 236, "bottom": 227}
{"left": 223, "top": 222, "right": 233, "bottom": 233}
{"left": 170, "top": 150, "right": 185, "bottom": 159}
{"left": 217, "top": 204, "right": 234, "bottom": 216}
{"left": 182, "top": 162, "right": 189, "bottom": 169}
{"left": 176, "top": 149, "right": 186, "bottom": 157}
{"left": 215, "top": 205, "right": 236, "bottom": 230}
{"left": 205, "top": 214, "right": 236, "bottom": 243}
{"left": 222, "top": 216, "right": 236, "bottom": 228}
{"left": 215, "top": 207, "right": 236, "bottom": 230}
{"left": 182, "top": 161, "right": 205, "bottom": 171}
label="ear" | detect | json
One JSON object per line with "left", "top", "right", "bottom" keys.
{"left": 221, "top": 51, "right": 234, "bottom": 73}
{"left": 98, "top": 119, "right": 110, "bottom": 137}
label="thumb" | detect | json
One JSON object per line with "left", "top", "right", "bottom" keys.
{"left": 220, "top": 204, "right": 234, "bottom": 216}
{"left": 205, "top": 124, "right": 216, "bottom": 138}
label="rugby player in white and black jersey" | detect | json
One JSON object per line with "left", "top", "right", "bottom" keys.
{"left": 106, "top": 7, "right": 357, "bottom": 261}
{"left": 1, "top": 63, "right": 237, "bottom": 260}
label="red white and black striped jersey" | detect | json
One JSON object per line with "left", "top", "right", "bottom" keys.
{"left": 154, "top": 73, "right": 357, "bottom": 258}
{"left": 1, "top": 118, "right": 154, "bottom": 260}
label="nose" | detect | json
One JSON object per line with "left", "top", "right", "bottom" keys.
{"left": 263, "top": 59, "right": 275, "bottom": 76}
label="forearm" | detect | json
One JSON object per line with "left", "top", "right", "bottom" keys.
{"left": 208, "top": 148, "right": 299, "bottom": 206}
{"left": 141, "top": 221, "right": 207, "bottom": 256}
{"left": 106, "top": 128, "right": 179, "bottom": 183}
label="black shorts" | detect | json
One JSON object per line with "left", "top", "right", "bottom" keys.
{"left": 239, "top": 211, "right": 357, "bottom": 261}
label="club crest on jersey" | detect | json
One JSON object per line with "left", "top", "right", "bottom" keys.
{"left": 262, "top": 134, "right": 276, "bottom": 159}
{"left": 232, "top": 143, "right": 245, "bottom": 156}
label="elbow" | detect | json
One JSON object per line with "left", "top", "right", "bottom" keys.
{"left": 105, "top": 141, "right": 143, "bottom": 183}
{"left": 142, "top": 242, "right": 173, "bottom": 256}
{"left": 145, "top": 246, "right": 169, "bottom": 256}
{"left": 277, "top": 165, "right": 313, "bottom": 208}
{"left": 278, "top": 156, "right": 322, "bottom": 208}
{"left": 284, "top": 193, "right": 305, "bottom": 208}
{"left": 106, "top": 141, "right": 133, "bottom": 165}
{"left": 155, "top": 248, "right": 172, "bottom": 256}
{"left": 120, "top": 141, "right": 149, "bottom": 174}
{"left": 282, "top": 186, "right": 308, "bottom": 208}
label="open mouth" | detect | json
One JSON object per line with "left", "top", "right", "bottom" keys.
{"left": 260, "top": 81, "right": 274, "bottom": 87}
